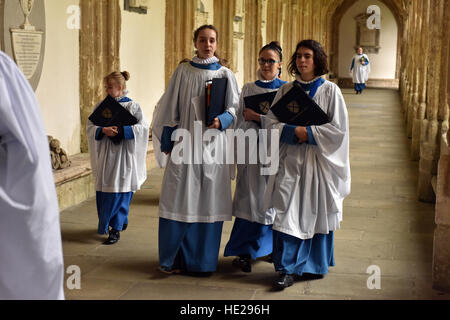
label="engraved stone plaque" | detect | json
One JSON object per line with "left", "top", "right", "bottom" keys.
{"left": 0, "top": 0, "right": 46, "bottom": 91}
{"left": 10, "top": 29, "right": 43, "bottom": 79}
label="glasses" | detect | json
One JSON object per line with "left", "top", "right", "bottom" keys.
{"left": 258, "top": 58, "right": 280, "bottom": 66}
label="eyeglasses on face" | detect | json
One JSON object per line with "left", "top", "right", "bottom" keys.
{"left": 258, "top": 58, "right": 280, "bottom": 65}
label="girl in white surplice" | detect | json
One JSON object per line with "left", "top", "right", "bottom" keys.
{"left": 224, "top": 41, "right": 287, "bottom": 273}
{"left": 152, "top": 25, "right": 240, "bottom": 275}
{"left": 87, "top": 71, "right": 149, "bottom": 245}
{"left": 262, "top": 40, "right": 351, "bottom": 290}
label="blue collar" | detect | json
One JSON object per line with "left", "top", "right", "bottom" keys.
{"left": 255, "top": 78, "right": 287, "bottom": 89}
{"left": 295, "top": 77, "right": 325, "bottom": 98}
{"left": 190, "top": 61, "right": 222, "bottom": 70}
{"left": 118, "top": 96, "right": 132, "bottom": 103}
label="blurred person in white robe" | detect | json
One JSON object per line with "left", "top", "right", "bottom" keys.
{"left": 350, "top": 47, "right": 370, "bottom": 94}
{"left": 0, "top": 50, "right": 64, "bottom": 299}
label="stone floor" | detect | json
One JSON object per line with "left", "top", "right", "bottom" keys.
{"left": 61, "top": 88, "right": 450, "bottom": 300}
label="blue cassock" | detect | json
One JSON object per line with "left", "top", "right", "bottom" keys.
{"left": 273, "top": 230, "right": 335, "bottom": 275}
{"left": 159, "top": 218, "right": 224, "bottom": 272}
{"left": 224, "top": 218, "right": 273, "bottom": 259}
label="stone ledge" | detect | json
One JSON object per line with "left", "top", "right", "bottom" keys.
{"left": 54, "top": 142, "right": 154, "bottom": 211}
{"left": 53, "top": 142, "right": 154, "bottom": 185}
{"left": 53, "top": 153, "right": 92, "bottom": 186}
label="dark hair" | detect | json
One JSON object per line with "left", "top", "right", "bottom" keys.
{"left": 259, "top": 41, "right": 283, "bottom": 61}
{"left": 287, "top": 39, "right": 329, "bottom": 77}
{"left": 193, "top": 24, "right": 229, "bottom": 68}
{"left": 259, "top": 41, "right": 283, "bottom": 76}
{"left": 193, "top": 24, "right": 219, "bottom": 43}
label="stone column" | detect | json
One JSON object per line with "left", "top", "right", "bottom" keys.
{"left": 165, "top": 0, "right": 195, "bottom": 86}
{"left": 406, "top": 0, "right": 420, "bottom": 138}
{"left": 244, "top": 0, "right": 263, "bottom": 84}
{"left": 214, "top": 0, "right": 236, "bottom": 71}
{"left": 400, "top": 2, "right": 411, "bottom": 113}
{"left": 404, "top": 1, "right": 415, "bottom": 113}
{"left": 411, "top": 0, "right": 430, "bottom": 160}
{"left": 266, "top": 0, "right": 283, "bottom": 44}
{"left": 418, "top": 0, "right": 444, "bottom": 202}
{"left": 281, "top": 0, "right": 299, "bottom": 82}
{"left": 79, "top": 0, "right": 121, "bottom": 153}
{"left": 433, "top": 20, "right": 450, "bottom": 288}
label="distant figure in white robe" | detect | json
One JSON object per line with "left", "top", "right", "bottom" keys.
{"left": 152, "top": 25, "right": 240, "bottom": 275}
{"left": 87, "top": 71, "right": 149, "bottom": 245}
{"left": 262, "top": 40, "right": 351, "bottom": 290}
{"left": 350, "top": 47, "right": 370, "bottom": 94}
{"left": 224, "top": 41, "right": 287, "bottom": 273}
{"left": 0, "top": 50, "right": 65, "bottom": 299}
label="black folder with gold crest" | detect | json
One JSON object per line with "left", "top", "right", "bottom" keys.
{"left": 205, "top": 78, "right": 228, "bottom": 126}
{"left": 243, "top": 91, "right": 277, "bottom": 115}
{"left": 270, "top": 82, "right": 330, "bottom": 126}
{"left": 88, "top": 95, "right": 138, "bottom": 144}
{"left": 88, "top": 95, "right": 138, "bottom": 128}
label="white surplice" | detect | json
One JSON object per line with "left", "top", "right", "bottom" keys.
{"left": 262, "top": 78, "right": 351, "bottom": 239}
{"left": 350, "top": 54, "right": 370, "bottom": 84}
{"left": 87, "top": 98, "right": 149, "bottom": 193}
{"left": 152, "top": 58, "right": 241, "bottom": 223}
{"left": 232, "top": 77, "right": 285, "bottom": 225}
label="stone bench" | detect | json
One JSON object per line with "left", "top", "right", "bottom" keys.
{"left": 54, "top": 143, "right": 154, "bottom": 211}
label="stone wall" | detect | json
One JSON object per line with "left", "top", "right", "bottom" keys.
{"left": 79, "top": 0, "right": 121, "bottom": 153}
{"left": 399, "top": 0, "right": 450, "bottom": 292}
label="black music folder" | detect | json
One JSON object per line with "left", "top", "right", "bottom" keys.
{"left": 243, "top": 91, "right": 277, "bottom": 115}
{"left": 270, "top": 82, "right": 330, "bottom": 126}
{"left": 205, "top": 78, "right": 228, "bottom": 126}
{"left": 88, "top": 95, "right": 138, "bottom": 144}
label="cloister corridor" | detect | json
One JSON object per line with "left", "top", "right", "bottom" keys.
{"left": 60, "top": 88, "right": 450, "bottom": 300}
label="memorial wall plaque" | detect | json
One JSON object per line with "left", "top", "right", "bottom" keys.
{"left": 0, "top": 0, "right": 45, "bottom": 91}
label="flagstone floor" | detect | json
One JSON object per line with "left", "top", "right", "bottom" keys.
{"left": 61, "top": 88, "right": 450, "bottom": 300}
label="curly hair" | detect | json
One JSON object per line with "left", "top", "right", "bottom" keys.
{"left": 287, "top": 40, "right": 329, "bottom": 77}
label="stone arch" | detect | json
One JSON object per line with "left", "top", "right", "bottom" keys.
{"left": 327, "top": 0, "right": 406, "bottom": 84}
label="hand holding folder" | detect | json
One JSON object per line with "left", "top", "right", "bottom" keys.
{"left": 270, "top": 82, "right": 330, "bottom": 126}
{"left": 205, "top": 78, "right": 228, "bottom": 127}
{"left": 243, "top": 91, "right": 277, "bottom": 125}
{"left": 243, "top": 91, "right": 277, "bottom": 115}
{"left": 88, "top": 95, "right": 138, "bottom": 144}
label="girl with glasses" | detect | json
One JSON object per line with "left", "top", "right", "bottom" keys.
{"left": 224, "top": 41, "right": 287, "bottom": 273}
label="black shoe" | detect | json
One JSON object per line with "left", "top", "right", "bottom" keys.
{"left": 274, "top": 272, "right": 294, "bottom": 290}
{"left": 103, "top": 229, "right": 120, "bottom": 245}
{"left": 158, "top": 266, "right": 181, "bottom": 275}
{"left": 232, "top": 256, "right": 252, "bottom": 273}
{"left": 122, "top": 223, "right": 128, "bottom": 231}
